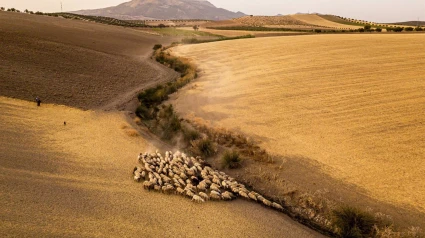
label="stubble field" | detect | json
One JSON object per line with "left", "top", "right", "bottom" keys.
{"left": 170, "top": 34, "right": 425, "bottom": 214}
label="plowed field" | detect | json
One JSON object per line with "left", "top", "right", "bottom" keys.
{"left": 170, "top": 34, "right": 425, "bottom": 213}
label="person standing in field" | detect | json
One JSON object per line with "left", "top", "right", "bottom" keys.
{"left": 35, "top": 96, "right": 41, "bottom": 106}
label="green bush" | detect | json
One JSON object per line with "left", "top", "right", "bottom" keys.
{"left": 222, "top": 150, "right": 242, "bottom": 169}
{"left": 314, "top": 29, "right": 322, "bottom": 33}
{"left": 194, "top": 138, "right": 215, "bottom": 157}
{"left": 364, "top": 25, "right": 371, "bottom": 31}
{"left": 375, "top": 28, "right": 382, "bottom": 32}
{"left": 161, "top": 115, "right": 181, "bottom": 140}
{"left": 415, "top": 27, "right": 424, "bottom": 31}
{"left": 136, "top": 104, "right": 151, "bottom": 120}
{"left": 183, "top": 129, "right": 200, "bottom": 142}
{"left": 359, "top": 28, "right": 365, "bottom": 32}
{"left": 394, "top": 27, "right": 404, "bottom": 32}
{"left": 405, "top": 27, "right": 414, "bottom": 31}
{"left": 333, "top": 206, "right": 376, "bottom": 238}
{"left": 153, "top": 44, "right": 162, "bottom": 50}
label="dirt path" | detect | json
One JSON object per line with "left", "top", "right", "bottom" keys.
{"left": 0, "top": 97, "right": 323, "bottom": 237}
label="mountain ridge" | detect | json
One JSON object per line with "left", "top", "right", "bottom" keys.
{"left": 72, "top": 0, "right": 245, "bottom": 20}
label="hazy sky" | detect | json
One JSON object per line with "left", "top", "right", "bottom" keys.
{"left": 1, "top": 0, "right": 424, "bottom": 22}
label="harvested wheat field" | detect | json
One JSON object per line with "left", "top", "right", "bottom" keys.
{"left": 291, "top": 14, "right": 361, "bottom": 29}
{"left": 169, "top": 34, "right": 425, "bottom": 222}
{"left": 178, "top": 27, "right": 308, "bottom": 37}
{"left": 0, "top": 11, "right": 177, "bottom": 110}
{"left": 0, "top": 97, "right": 322, "bottom": 237}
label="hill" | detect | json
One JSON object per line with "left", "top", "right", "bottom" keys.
{"left": 389, "top": 21, "right": 425, "bottom": 26}
{"left": 72, "top": 0, "right": 245, "bottom": 20}
{"left": 169, "top": 34, "right": 425, "bottom": 230}
{"left": 0, "top": 11, "right": 177, "bottom": 110}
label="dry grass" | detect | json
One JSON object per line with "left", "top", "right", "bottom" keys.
{"left": 169, "top": 34, "right": 425, "bottom": 216}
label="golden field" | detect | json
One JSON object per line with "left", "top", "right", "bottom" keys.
{"left": 290, "top": 14, "right": 361, "bottom": 29}
{"left": 169, "top": 34, "right": 425, "bottom": 213}
{"left": 178, "top": 27, "right": 307, "bottom": 37}
{"left": 0, "top": 97, "right": 321, "bottom": 237}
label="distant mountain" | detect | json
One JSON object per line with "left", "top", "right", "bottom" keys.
{"left": 72, "top": 0, "right": 245, "bottom": 20}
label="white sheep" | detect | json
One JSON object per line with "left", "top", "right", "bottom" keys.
{"left": 199, "top": 192, "right": 209, "bottom": 201}
{"left": 192, "top": 195, "right": 205, "bottom": 203}
{"left": 272, "top": 202, "right": 284, "bottom": 211}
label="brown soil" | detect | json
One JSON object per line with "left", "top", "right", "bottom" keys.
{"left": 0, "top": 11, "right": 178, "bottom": 110}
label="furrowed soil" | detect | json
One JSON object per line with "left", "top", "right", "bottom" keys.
{"left": 169, "top": 34, "right": 425, "bottom": 228}
{"left": 0, "top": 11, "right": 178, "bottom": 110}
{"left": 0, "top": 12, "right": 323, "bottom": 237}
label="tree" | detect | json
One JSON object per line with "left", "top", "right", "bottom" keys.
{"left": 405, "top": 27, "right": 414, "bottom": 31}
{"left": 24, "top": 9, "right": 29, "bottom": 13}
{"left": 359, "top": 28, "right": 365, "bottom": 32}
{"left": 0, "top": 7, "right": 5, "bottom": 11}
{"left": 415, "top": 27, "right": 424, "bottom": 31}
{"left": 375, "top": 28, "right": 382, "bottom": 32}
{"left": 158, "top": 24, "right": 166, "bottom": 28}
{"left": 193, "top": 25, "right": 199, "bottom": 31}
{"left": 364, "top": 25, "right": 371, "bottom": 31}
{"left": 394, "top": 27, "right": 403, "bottom": 32}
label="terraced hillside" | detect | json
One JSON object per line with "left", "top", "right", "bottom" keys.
{"left": 169, "top": 34, "right": 425, "bottom": 223}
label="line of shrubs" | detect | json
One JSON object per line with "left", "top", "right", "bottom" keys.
{"left": 181, "top": 35, "right": 255, "bottom": 44}
{"left": 207, "top": 26, "right": 312, "bottom": 32}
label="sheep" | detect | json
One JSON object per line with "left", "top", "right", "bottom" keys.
{"left": 192, "top": 195, "right": 205, "bottom": 203}
{"left": 210, "top": 191, "right": 221, "bottom": 200}
{"left": 262, "top": 199, "right": 272, "bottom": 207}
{"left": 186, "top": 190, "right": 195, "bottom": 198}
{"left": 239, "top": 191, "right": 249, "bottom": 199}
{"left": 222, "top": 191, "right": 234, "bottom": 201}
{"left": 210, "top": 183, "right": 221, "bottom": 192}
{"left": 197, "top": 182, "right": 208, "bottom": 191}
{"left": 143, "top": 181, "right": 153, "bottom": 191}
{"left": 199, "top": 192, "right": 209, "bottom": 201}
{"left": 272, "top": 202, "right": 284, "bottom": 211}
{"left": 176, "top": 187, "right": 185, "bottom": 195}
{"left": 153, "top": 185, "right": 161, "bottom": 191}
{"left": 248, "top": 192, "right": 258, "bottom": 201}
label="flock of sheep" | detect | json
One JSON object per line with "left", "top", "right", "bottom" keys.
{"left": 133, "top": 150, "right": 284, "bottom": 210}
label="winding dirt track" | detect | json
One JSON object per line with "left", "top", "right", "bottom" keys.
{"left": 0, "top": 12, "right": 323, "bottom": 237}
{"left": 170, "top": 34, "right": 425, "bottom": 225}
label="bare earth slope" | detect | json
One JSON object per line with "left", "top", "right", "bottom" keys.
{"left": 0, "top": 11, "right": 177, "bottom": 110}
{"left": 0, "top": 97, "right": 322, "bottom": 237}
{"left": 170, "top": 35, "right": 425, "bottom": 220}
